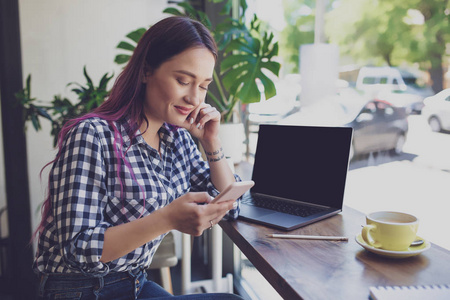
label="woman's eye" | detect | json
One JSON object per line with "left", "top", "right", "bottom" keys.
{"left": 177, "top": 79, "right": 189, "bottom": 86}
{"left": 200, "top": 86, "right": 208, "bottom": 91}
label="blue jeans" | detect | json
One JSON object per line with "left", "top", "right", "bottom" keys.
{"left": 38, "top": 268, "right": 244, "bottom": 300}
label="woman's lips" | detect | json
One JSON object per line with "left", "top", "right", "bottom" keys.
{"left": 174, "top": 106, "right": 193, "bottom": 116}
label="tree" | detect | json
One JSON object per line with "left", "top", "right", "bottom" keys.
{"left": 326, "top": 0, "right": 449, "bottom": 92}
{"left": 279, "top": 0, "right": 323, "bottom": 74}
{"left": 413, "top": 0, "right": 450, "bottom": 92}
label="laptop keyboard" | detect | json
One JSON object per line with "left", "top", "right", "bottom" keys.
{"left": 241, "top": 194, "right": 326, "bottom": 217}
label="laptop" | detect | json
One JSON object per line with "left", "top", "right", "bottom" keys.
{"left": 239, "top": 124, "right": 353, "bottom": 231}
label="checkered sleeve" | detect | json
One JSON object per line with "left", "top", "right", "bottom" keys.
{"left": 180, "top": 130, "right": 241, "bottom": 220}
{"left": 51, "top": 120, "right": 111, "bottom": 275}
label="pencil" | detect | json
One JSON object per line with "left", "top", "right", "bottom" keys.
{"left": 266, "top": 234, "right": 348, "bottom": 241}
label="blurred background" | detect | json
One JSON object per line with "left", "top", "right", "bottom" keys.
{"left": 0, "top": 0, "right": 449, "bottom": 299}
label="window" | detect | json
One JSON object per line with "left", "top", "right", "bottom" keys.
{"left": 228, "top": 1, "right": 450, "bottom": 299}
{"left": 362, "top": 77, "right": 376, "bottom": 84}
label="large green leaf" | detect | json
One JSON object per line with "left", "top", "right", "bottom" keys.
{"left": 223, "top": 37, "right": 259, "bottom": 55}
{"left": 215, "top": 19, "right": 250, "bottom": 51}
{"left": 117, "top": 41, "right": 135, "bottom": 51}
{"left": 218, "top": 0, "right": 233, "bottom": 15}
{"left": 261, "top": 60, "right": 281, "bottom": 76}
{"left": 221, "top": 64, "right": 249, "bottom": 94}
{"left": 235, "top": 74, "right": 261, "bottom": 103}
{"left": 220, "top": 53, "right": 256, "bottom": 71}
{"left": 114, "top": 54, "right": 131, "bottom": 65}
{"left": 126, "top": 28, "right": 146, "bottom": 43}
{"left": 220, "top": 32, "right": 280, "bottom": 104}
{"left": 163, "top": 7, "right": 185, "bottom": 16}
{"left": 266, "top": 41, "right": 278, "bottom": 60}
{"left": 257, "top": 70, "right": 276, "bottom": 100}
{"left": 114, "top": 27, "right": 146, "bottom": 67}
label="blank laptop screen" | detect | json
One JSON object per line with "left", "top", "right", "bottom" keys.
{"left": 251, "top": 124, "right": 352, "bottom": 209}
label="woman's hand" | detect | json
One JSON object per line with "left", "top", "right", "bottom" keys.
{"left": 182, "top": 103, "right": 221, "bottom": 144}
{"left": 181, "top": 103, "right": 236, "bottom": 193}
{"left": 164, "top": 192, "right": 234, "bottom": 236}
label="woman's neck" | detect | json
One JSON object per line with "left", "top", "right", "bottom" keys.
{"left": 140, "top": 119, "right": 163, "bottom": 152}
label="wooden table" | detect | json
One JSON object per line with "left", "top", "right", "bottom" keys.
{"left": 220, "top": 206, "right": 450, "bottom": 300}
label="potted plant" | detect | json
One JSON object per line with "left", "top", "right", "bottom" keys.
{"left": 115, "top": 0, "right": 281, "bottom": 162}
{"left": 15, "top": 67, "right": 113, "bottom": 147}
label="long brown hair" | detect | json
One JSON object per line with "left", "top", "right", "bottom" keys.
{"left": 34, "top": 16, "right": 218, "bottom": 239}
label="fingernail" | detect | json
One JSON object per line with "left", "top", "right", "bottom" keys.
{"left": 190, "top": 118, "right": 194, "bottom": 124}
{"left": 196, "top": 123, "right": 201, "bottom": 129}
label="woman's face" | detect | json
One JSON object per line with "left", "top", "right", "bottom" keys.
{"left": 143, "top": 46, "right": 216, "bottom": 128}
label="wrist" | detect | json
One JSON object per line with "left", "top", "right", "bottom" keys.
{"left": 199, "top": 136, "right": 221, "bottom": 150}
{"left": 153, "top": 205, "right": 175, "bottom": 232}
{"left": 202, "top": 138, "right": 225, "bottom": 163}
{"left": 204, "top": 146, "right": 225, "bottom": 163}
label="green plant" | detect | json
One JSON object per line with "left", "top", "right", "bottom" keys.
{"left": 114, "top": 0, "right": 280, "bottom": 123}
{"left": 15, "top": 74, "right": 53, "bottom": 132}
{"left": 15, "top": 67, "right": 113, "bottom": 146}
{"left": 114, "top": 28, "right": 147, "bottom": 65}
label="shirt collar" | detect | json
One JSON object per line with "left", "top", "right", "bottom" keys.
{"left": 118, "top": 116, "right": 176, "bottom": 149}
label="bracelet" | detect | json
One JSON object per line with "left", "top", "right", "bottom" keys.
{"left": 205, "top": 147, "right": 225, "bottom": 163}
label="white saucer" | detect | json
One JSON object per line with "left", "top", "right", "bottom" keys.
{"left": 355, "top": 234, "right": 431, "bottom": 258}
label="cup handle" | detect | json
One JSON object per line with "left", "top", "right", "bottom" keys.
{"left": 362, "top": 224, "right": 382, "bottom": 248}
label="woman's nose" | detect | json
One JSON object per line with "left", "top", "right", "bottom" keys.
{"left": 184, "top": 92, "right": 200, "bottom": 106}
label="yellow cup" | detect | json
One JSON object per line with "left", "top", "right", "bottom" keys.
{"left": 361, "top": 211, "right": 419, "bottom": 251}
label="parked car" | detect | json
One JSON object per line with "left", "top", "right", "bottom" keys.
{"left": 280, "top": 97, "right": 409, "bottom": 160}
{"left": 421, "top": 88, "right": 450, "bottom": 132}
{"left": 376, "top": 89, "right": 425, "bottom": 114}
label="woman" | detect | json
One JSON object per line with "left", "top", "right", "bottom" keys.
{"left": 34, "top": 16, "right": 243, "bottom": 300}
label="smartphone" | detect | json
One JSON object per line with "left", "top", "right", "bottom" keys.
{"left": 210, "top": 180, "right": 255, "bottom": 204}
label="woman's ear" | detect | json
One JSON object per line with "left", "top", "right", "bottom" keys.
{"left": 142, "top": 71, "right": 149, "bottom": 83}
{"left": 142, "top": 66, "right": 152, "bottom": 83}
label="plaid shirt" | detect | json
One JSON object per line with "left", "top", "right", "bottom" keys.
{"left": 33, "top": 116, "right": 240, "bottom": 276}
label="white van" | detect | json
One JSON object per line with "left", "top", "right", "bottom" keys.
{"left": 356, "top": 66, "right": 434, "bottom": 113}
{"left": 356, "top": 66, "right": 407, "bottom": 92}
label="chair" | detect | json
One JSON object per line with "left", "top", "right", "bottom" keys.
{"left": 148, "top": 231, "right": 178, "bottom": 294}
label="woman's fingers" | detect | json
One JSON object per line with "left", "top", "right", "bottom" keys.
{"left": 204, "top": 200, "right": 234, "bottom": 227}
{"left": 195, "top": 107, "right": 220, "bottom": 130}
{"left": 168, "top": 193, "right": 233, "bottom": 236}
{"left": 188, "top": 103, "right": 210, "bottom": 124}
{"left": 186, "top": 104, "right": 219, "bottom": 130}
